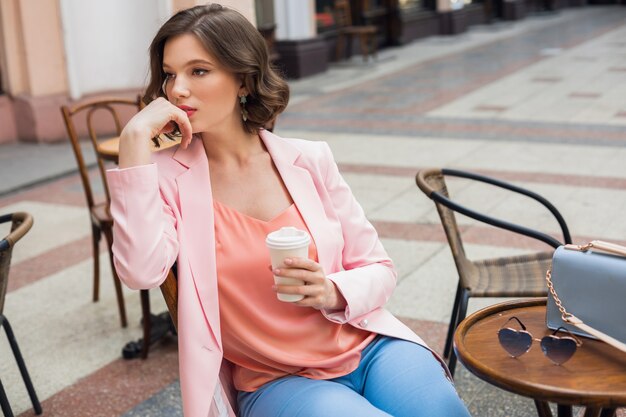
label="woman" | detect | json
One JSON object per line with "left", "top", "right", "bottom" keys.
{"left": 108, "top": 4, "right": 471, "bottom": 417}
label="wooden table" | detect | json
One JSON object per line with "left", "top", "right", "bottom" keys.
{"left": 97, "top": 135, "right": 181, "bottom": 163}
{"left": 454, "top": 298, "right": 626, "bottom": 417}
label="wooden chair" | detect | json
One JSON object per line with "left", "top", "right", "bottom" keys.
{"left": 160, "top": 267, "right": 178, "bottom": 334}
{"left": 159, "top": 266, "right": 239, "bottom": 416}
{"left": 416, "top": 168, "right": 572, "bottom": 376}
{"left": 60, "top": 96, "right": 153, "bottom": 358}
{"left": 333, "top": 0, "right": 378, "bottom": 62}
{"left": 0, "top": 212, "right": 42, "bottom": 416}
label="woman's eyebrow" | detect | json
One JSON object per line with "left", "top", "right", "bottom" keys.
{"left": 162, "top": 59, "right": 213, "bottom": 69}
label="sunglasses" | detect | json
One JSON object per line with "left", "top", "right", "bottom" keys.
{"left": 498, "top": 316, "right": 582, "bottom": 365}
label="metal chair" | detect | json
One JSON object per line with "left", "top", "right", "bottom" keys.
{"left": 416, "top": 168, "right": 572, "bottom": 376}
{"left": 60, "top": 96, "right": 153, "bottom": 358}
{"left": 0, "top": 212, "right": 42, "bottom": 417}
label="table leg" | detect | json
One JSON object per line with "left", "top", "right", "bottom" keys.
{"left": 534, "top": 400, "right": 554, "bottom": 417}
{"left": 557, "top": 404, "right": 573, "bottom": 417}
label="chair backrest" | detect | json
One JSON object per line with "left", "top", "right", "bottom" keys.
{"left": 416, "top": 169, "right": 471, "bottom": 274}
{"left": 60, "top": 96, "right": 142, "bottom": 209}
{"left": 0, "top": 212, "right": 34, "bottom": 314}
{"left": 416, "top": 168, "right": 571, "bottom": 262}
{"left": 334, "top": 0, "right": 354, "bottom": 27}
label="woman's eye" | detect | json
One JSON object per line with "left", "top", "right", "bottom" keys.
{"left": 192, "top": 68, "right": 208, "bottom": 76}
{"left": 163, "top": 72, "right": 175, "bottom": 80}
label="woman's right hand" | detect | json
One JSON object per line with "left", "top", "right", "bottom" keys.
{"left": 118, "top": 97, "right": 193, "bottom": 169}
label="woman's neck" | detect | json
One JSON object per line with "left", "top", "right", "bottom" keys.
{"left": 200, "top": 127, "right": 263, "bottom": 166}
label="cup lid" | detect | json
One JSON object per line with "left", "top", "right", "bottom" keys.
{"left": 266, "top": 227, "right": 310, "bottom": 248}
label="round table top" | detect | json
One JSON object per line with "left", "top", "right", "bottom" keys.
{"left": 454, "top": 298, "right": 626, "bottom": 408}
{"left": 97, "top": 136, "right": 181, "bottom": 162}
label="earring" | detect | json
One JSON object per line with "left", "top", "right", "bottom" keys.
{"left": 239, "top": 95, "right": 249, "bottom": 122}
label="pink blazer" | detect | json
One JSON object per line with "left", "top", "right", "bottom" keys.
{"left": 107, "top": 130, "right": 446, "bottom": 417}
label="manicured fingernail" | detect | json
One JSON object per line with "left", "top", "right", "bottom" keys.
{"left": 284, "top": 258, "right": 293, "bottom": 265}
{"left": 274, "top": 268, "right": 280, "bottom": 274}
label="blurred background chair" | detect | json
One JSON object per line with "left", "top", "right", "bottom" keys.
{"left": 333, "top": 0, "right": 378, "bottom": 62}
{"left": 416, "top": 168, "right": 572, "bottom": 376}
{"left": 61, "top": 96, "right": 153, "bottom": 358}
{"left": 0, "top": 212, "right": 42, "bottom": 417}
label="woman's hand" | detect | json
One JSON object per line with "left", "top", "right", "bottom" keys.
{"left": 119, "top": 97, "right": 193, "bottom": 168}
{"left": 272, "top": 258, "right": 347, "bottom": 310}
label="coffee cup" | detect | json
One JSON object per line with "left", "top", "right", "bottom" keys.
{"left": 266, "top": 227, "right": 311, "bottom": 302}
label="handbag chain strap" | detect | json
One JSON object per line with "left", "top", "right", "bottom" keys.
{"left": 546, "top": 240, "right": 626, "bottom": 353}
{"left": 545, "top": 268, "right": 574, "bottom": 322}
{"left": 564, "top": 240, "right": 626, "bottom": 257}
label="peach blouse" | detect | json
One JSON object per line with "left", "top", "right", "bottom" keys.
{"left": 213, "top": 200, "right": 375, "bottom": 392}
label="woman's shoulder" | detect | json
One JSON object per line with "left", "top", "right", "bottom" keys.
{"left": 262, "top": 130, "right": 332, "bottom": 160}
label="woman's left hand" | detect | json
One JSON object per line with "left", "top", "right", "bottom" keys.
{"left": 272, "top": 258, "right": 347, "bottom": 310}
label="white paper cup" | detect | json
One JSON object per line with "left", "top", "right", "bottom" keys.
{"left": 266, "top": 227, "right": 311, "bottom": 302}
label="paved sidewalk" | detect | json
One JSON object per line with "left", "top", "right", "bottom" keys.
{"left": 1, "top": 6, "right": 625, "bottom": 417}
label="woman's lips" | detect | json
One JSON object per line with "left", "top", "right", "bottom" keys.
{"left": 178, "top": 106, "right": 196, "bottom": 118}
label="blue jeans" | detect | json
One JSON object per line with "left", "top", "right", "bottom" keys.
{"left": 237, "top": 336, "right": 471, "bottom": 417}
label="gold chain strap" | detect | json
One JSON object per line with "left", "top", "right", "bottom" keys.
{"left": 545, "top": 268, "right": 575, "bottom": 322}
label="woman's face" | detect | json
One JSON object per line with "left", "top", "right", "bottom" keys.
{"left": 162, "top": 33, "right": 243, "bottom": 134}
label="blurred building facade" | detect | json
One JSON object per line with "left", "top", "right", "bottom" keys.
{"left": 0, "top": 0, "right": 619, "bottom": 143}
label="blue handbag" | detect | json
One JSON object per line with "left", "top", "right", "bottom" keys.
{"left": 546, "top": 241, "right": 626, "bottom": 353}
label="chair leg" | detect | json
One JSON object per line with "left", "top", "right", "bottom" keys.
{"left": 360, "top": 34, "right": 369, "bottom": 62}
{"left": 140, "top": 289, "right": 152, "bottom": 359}
{"left": 102, "top": 228, "right": 128, "bottom": 328}
{"left": 92, "top": 225, "right": 101, "bottom": 302}
{"left": 1, "top": 315, "right": 43, "bottom": 415}
{"left": 371, "top": 34, "right": 378, "bottom": 60}
{"left": 444, "top": 283, "right": 463, "bottom": 359}
{"left": 0, "top": 378, "right": 15, "bottom": 417}
{"left": 447, "top": 289, "right": 470, "bottom": 377}
{"left": 336, "top": 33, "right": 345, "bottom": 61}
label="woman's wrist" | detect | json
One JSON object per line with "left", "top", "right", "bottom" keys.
{"left": 118, "top": 126, "right": 153, "bottom": 168}
{"left": 326, "top": 281, "right": 347, "bottom": 310}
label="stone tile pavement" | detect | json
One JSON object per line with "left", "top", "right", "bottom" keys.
{"left": 1, "top": 6, "right": 625, "bottom": 417}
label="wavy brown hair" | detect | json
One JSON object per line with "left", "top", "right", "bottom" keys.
{"left": 145, "top": 4, "right": 289, "bottom": 134}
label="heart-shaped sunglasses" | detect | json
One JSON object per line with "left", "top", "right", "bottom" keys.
{"left": 498, "top": 316, "right": 582, "bottom": 365}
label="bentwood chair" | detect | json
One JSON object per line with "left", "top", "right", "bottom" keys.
{"left": 61, "top": 96, "right": 154, "bottom": 358}
{"left": 333, "top": 0, "right": 378, "bottom": 62}
{"left": 0, "top": 212, "right": 42, "bottom": 417}
{"left": 416, "top": 168, "right": 572, "bottom": 376}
